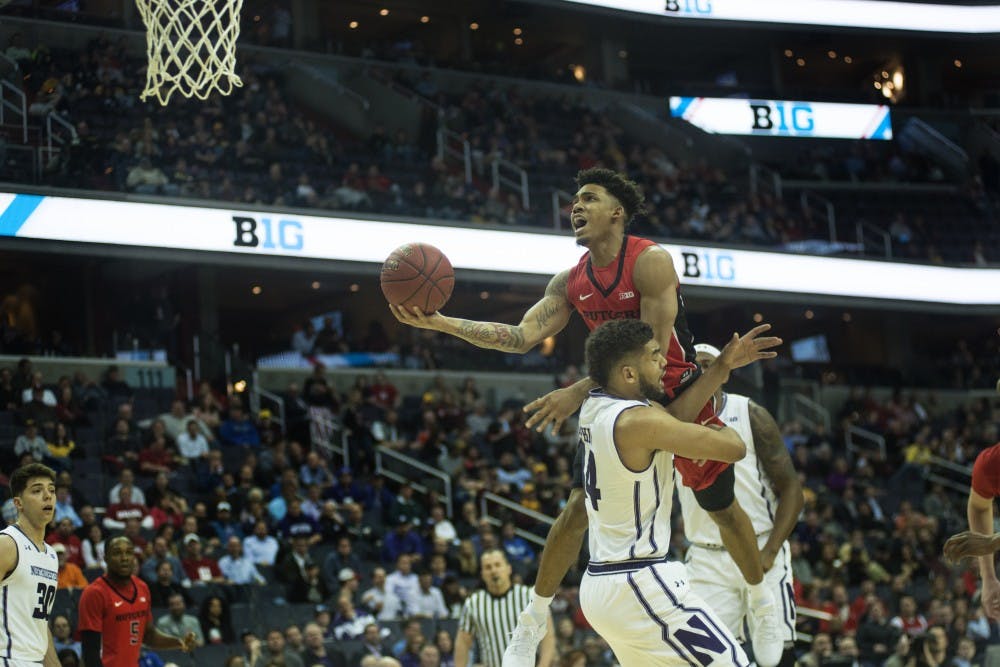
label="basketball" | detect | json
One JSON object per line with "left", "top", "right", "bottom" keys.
{"left": 380, "top": 242, "right": 455, "bottom": 313}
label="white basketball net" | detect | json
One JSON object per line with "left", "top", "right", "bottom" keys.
{"left": 135, "top": 0, "right": 244, "bottom": 106}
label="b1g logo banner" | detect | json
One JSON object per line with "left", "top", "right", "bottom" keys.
{"left": 232, "top": 215, "right": 304, "bottom": 251}
{"left": 669, "top": 96, "right": 892, "bottom": 140}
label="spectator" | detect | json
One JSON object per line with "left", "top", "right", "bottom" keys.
{"left": 176, "top": 419, "right": 211, "bottom": 463}
{"left": 54, "top": 543, "right": 87, "bottom": 590}
{"left": 14, "top": 420, "right": 47, "bottom": 462}
{"left": 46, "top": 423, "right": 76, "bottom": 472}
{"left": 219, "top": 405, "right": 261, "bottom": 447}
{"left": 411, "top": 571, "right": 448, "bottom": 619}
{"left": 126, "top": 157, "right": 170, "bottom": 194}
{"left": 385, "top": 554, "right": 419, "bottom": 616}
{"left": 181, "top": 534, "right": 224, "bottom": 585}
{"left": 138, "top": 433, "right": 178, "bottom": 476}
{"left": 101, "top": 366, "right": 133, "bottom": 401}
{"left": 51, "top": 614, "right": 81, "bottom": 658}
{"left": 20, "top": 372, "right": 56, "bottom": 406}
{"left": 323, "top": 536, "right": 365, "bottom": 593}
{"left": 278, "top": 497, "right": 320, "bottom": 543}
{"left": 53, "top": 484, "right": 82, "bottom": 528}
{"left": 500, "top": 520, "right": 534, "bottom": 566}
{"left": 155, "top": 593, "right": 205, "bottom": 648}
{"left": 300, "top": 451, "right": 333, "bottom": 488}
{"left": 104, "top": 418, "right": 141, "bottom": 471}
{"left": 47, "top": 517, "right": 84, "bottom": 568}
{"left": 218, "top": 536, "right": 266, "bottom": 585}
{"left": 361, "top": 567, "right": 403, "bottom": 621}
{"left": 285, "top": 624, "right": 306, "bottom": 655}
{"left": 104, "top": 486, "right": 153, "bottom": 531}
{"left": 211, "top": 502, "right": 243, "bottom": 542}
{"left": 80, "top": 523, "right": 105, "bottom": 573}
{"left": 199, "top": 595, "right": 235, "bottom": 645}
{"left": 147, "top": 561, "right": 191, "bottom": 608}
{"left": 280, "top": 535, "right": 327, "bottom": 603}
{"left": 382, "top": 516, "right": 425, "bottom": 564}
{"left": 891, "top": 595, "right": 928, "bottom": 638}
{"left": 108, "top": 468, "right": 147, "bottom": 507}
{"left": 243, "top": 519, "right": 280, "bottom": 567}
{"left": 333, "top": 596, "right": 377, "bottom": 641}
{"left": 300, "top": 621, "right": 345, "bottom": 667}
{"left": 253, "top": 629, "right": 304, "bottom": 667}
{"left": 141, "top": 536, "right": 186, "bottom": 585}
{"left": 291, "top": 322, "right": 317, "bottom": 355}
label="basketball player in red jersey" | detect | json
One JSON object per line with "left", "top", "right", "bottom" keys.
{"left": 943, "top": 440, "right": 1000, "bottom": 619}
{"left": 391, "top": 167, "right": 785, "bottom": 666}
{"left": 78, "top": 535, "right": 197, "bottom": 667}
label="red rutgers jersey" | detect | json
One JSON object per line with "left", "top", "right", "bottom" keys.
{"left": 972, "top": 442, "right": 1000, "bottom": 499}
{"left": 566, "top": 235, "right": 699, "bottom": 399}
{"left": 78, "top": 575, "right": 152, "bottom": 667}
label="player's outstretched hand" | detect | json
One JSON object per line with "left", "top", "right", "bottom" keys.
{"left": 388, "top": 304, "right": 443, "bottom": 330}
{"left": 718, "top": 324, "right": 782, "bottom": 370}
{"left": 524, "top": 385, "right": 586, "bottom": 435}
{"left": 179, "top": 631, "right": 198, "bottom": 652}
{"left": 943, "top": 530, "right": 998, "bottom": 563}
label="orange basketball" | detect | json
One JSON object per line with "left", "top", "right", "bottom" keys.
{"left": 380, "top": 242, "right": 455, "bottom": 313}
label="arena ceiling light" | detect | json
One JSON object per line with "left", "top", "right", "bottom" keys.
{"left": 558, "top": 0, "right": 1000, "bottom": 33}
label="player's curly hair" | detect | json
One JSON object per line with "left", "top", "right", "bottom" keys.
{"left": 575, "top": 168, "right": 646, "bottom": 229}
{"left": 585, "top": 320, "right": 654, "bottom": 388}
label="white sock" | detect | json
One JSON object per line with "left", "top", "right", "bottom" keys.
{"left": 748, "top": 582, "right": 770, "bottom": 607}
{"left": 529, "top": 590, "right": 554, "bottom": 619}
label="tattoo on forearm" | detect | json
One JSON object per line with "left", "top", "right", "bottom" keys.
{"left": 534, "top": 300, "right": 563, "bottom": 330}
{"left": 458, "top": 321, "right": 526, "bottom": 351}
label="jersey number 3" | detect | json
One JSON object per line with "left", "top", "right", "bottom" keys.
{"left": 585, "top": 450, "right": 602, "bottom": 511}
{"left": 31, "top": 583, "right": 55, "bottom": 620}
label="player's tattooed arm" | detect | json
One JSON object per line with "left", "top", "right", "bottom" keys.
{"left": 750, "top": 400, "right": 804, "bottom": 570}
{"left": 454, "top": 321, "right": 527, "bottom": 351}
{"left": 443, "top": 270, "right": 572, "bottom": 353}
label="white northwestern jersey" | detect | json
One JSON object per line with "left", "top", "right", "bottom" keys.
{"left": 678, "top": 393, "right": 777, "bottom": 544}
{"left": 0, "top": 525, "right": 59, "bottom": 664}
{"left": 579, "top": 391, "right": 673, "bottom": 564}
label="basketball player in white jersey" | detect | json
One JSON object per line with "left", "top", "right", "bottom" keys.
{"left": 576, "top": 319, "right": 750, "bottom": 666}
{"left": 677, "top": 344, "right": 804, "bottom": 667}
{"left": 0, "top": 463, "right": 61, "bottom": 667}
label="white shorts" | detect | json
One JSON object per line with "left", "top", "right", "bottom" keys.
{"left": 580, "top": 557, "right": 750, "bottom": 667}
{"left": 685, "top": 535, "right": 796, "bottom": 643}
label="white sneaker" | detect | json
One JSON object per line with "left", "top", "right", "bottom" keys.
{"left": 502, "top": 609, "right": 547, "bottom": 667}
{"left": 747, "top": 592, "right": 783, "bottom": 667}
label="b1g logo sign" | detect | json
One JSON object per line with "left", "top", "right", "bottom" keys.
{"left": 664, "top": 0, "right": 713, "bottom": 14}
{"left": 232, "top": 215, "right": 304, "bottom": 251}
{"left": 680, "top": 250, "right": 735, "bottom": 282}
{"left": 750, "top": 101, "right": 815, "bottom": 136}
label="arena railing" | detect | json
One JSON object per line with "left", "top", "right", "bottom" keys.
{"left": 800, "top": 190, "right": 838, "bottom": 243}
{"left": 856, "top": 220, "right": 893, "bottom": 259}
{"left": 749, "top": 163, "right": 783, "bottom": 201}
{"left": 550, "top": 189, "right": 573, "bottom": 229}
{"left": 0, "top": 76, "right": 27, "bottom": 143}
{"left": 375, "top": 445, "right": 453, "bottom": 517}
{"left": 491, "top": 157, "right": 530, "bottom": 210}
{"left": 924, "top": 454, "right": 972, "bottom": 496}
{"left": 789, "top": 393, "right": 832, "bottom": 435}
{"left": 479, "top": 492, "right": 555, "bottom": 548}
{"left": 436, "top": 127, "right": 472, "bottom": 184}
{"left": 844, "top": 425, "right": 887, "bottom": 463}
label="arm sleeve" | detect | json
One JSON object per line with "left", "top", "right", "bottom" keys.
{"left": 81, "top": 630, "right": 102, "bottom": 667}
{"left": 571, "top": 441, "right": 584, "bottom": 489}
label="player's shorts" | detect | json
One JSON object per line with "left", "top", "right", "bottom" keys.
{"left": 686, "top": 535, "right": 796, "bottom": 644}
{"left": 580, "top": 557, "right": 751, "bottom": 667}
{"left": 673, "top": 399, "right": 731, "bottom": 493}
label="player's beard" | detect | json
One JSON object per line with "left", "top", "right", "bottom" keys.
{"left": 638, "top": 375, "right": 665, "bottom": 402}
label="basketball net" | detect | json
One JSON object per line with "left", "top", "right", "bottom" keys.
{"left": 135, "top": 0, "right": 244, "bottom": 106}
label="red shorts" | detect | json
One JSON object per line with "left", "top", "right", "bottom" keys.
{"left": 673, "top": 399, "right": 731, "bottom": 491}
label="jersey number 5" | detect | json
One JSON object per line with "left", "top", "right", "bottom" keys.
{"left": 585, "top": 450, "right": 602, "bottom": 511}
{"left": 31, "top": 583, "right": 55, "bottom": 620}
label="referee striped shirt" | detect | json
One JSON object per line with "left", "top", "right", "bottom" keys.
{"left": 458, "top": 583, "right": 532, "bottom": 667}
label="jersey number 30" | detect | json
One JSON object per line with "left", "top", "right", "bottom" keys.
{"left": 585, "top": 450, "right": 602, "bottom": 511}
{"left": 31, "top": 583, "right": 55, "bottom": 620}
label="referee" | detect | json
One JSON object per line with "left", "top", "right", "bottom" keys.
{"left": 456, "top": 549, "right": 554, "bottom": 667}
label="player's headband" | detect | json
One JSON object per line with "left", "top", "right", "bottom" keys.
{"left": 693, "top": 343, "right": 721, "bottom": 358}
